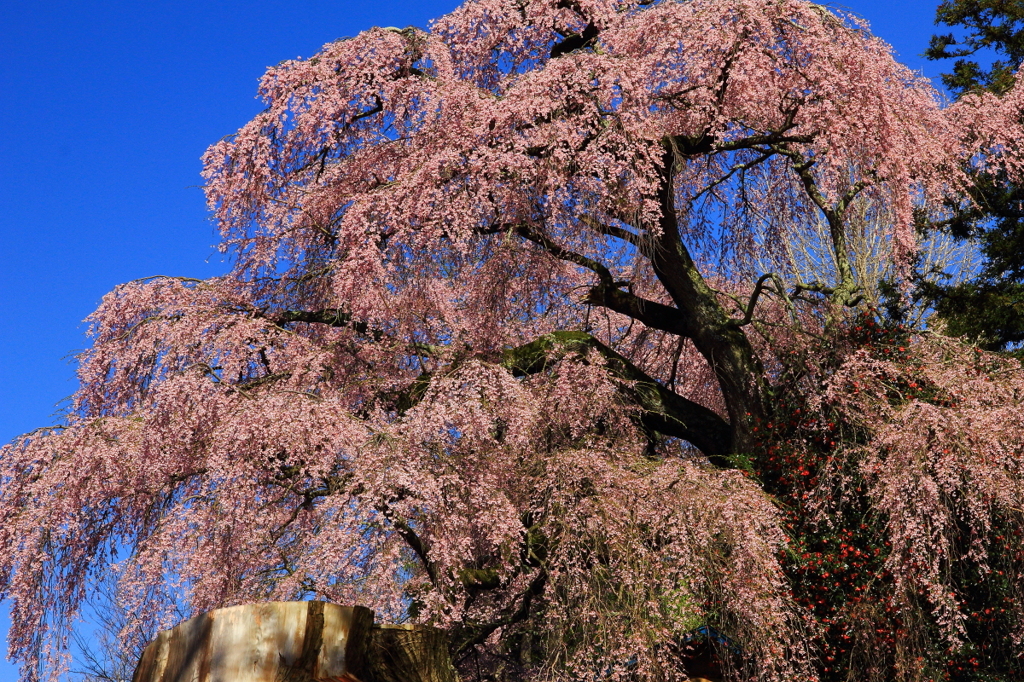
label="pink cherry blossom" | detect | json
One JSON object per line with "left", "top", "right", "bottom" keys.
{"left": 4, "top": 1, "right": 1024, "bottom": 681}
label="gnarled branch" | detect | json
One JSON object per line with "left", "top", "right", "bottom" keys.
{"left": 502, "top": 331, "right": 732, "bottom": 460}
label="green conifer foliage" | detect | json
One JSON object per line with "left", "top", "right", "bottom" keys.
{"left": 924, "top": 1, "right": 1024, "bottom": 350}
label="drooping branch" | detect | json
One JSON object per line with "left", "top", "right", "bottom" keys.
{"left": 727, "top": 273, "right": 782, "bottom": 328}
{"left": 512, "top": 224, "right": 615, "bottom": 288}
{"left": 389, "top": 516, "right": 439, "bottom": 586}
{"left": 691, "top": 150, "right": 775, "bottom": 202}
{"left": 272, "top": 308, "right": 386, "bottom": 340}
{"left": 578, "top": 215, "right": 644, "bottom": 248}
{"left": 271, "top": 471, "right": 441, "bottom": 588}
{"left": 665, "top": 115, "right": 815, "bottom": 159}
{"left": 451, "top": 570, "right": 548, "bottom": 660}
{"left": 510, "top": 222, "right": 698, "bottom": 338}
{"left": 360, "top": 328, "right": 731, "bottom": 458}
{"left": 274, "top": 308, "right": 363, "bottom": 329}
{"left": 268, "top": 299, "right": 720, "bottom": 452}
{"left": 549, "top": 0, "right": 601, "bottom": 59}
{"left": 502, "top": 331, "right": 733, "bottom": 460}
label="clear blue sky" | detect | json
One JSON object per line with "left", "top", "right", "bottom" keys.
{"left": 0, "top": 0, "right": 960, "bottom": 679}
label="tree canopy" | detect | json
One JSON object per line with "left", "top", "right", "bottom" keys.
{"left": 4, "top": 1, "right": 1024, "bottom": 681}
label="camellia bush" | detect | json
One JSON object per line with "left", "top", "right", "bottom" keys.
{"left": 4, "top": 1, "right": 1024, "bottom": 680}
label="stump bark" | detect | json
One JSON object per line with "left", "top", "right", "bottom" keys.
{"left": 366, "top": 624, "right": 459, "bottom": 682}
{"left": 131, "top": 602, "right": 458, "bottom": 682}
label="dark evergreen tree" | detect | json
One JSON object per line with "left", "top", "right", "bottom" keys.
{"left": 926, "top": 0, "right": 1024, "bottom": 96}
{"left": 923, "top": 1, "right": 1024, "bottom": 351}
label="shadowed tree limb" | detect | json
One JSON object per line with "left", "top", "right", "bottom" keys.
{"left": 451, "top": 571, "right": 548, "bottom": 660}
{"left": 269, "top": 306, "right": 728, "bottom": 456}
{"left": 502, "top": 331, "right": 733, "bottom": 460}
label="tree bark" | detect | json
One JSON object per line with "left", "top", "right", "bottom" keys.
{"left": 650, "top": 144, "right": 771, "bottom": 455}
{"left": 367, "top": 624, "right": 460, "bottom": 682}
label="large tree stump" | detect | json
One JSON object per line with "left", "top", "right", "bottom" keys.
{"left": 130, "top": 602, "right": 459, "bottom": 682}
{"left": 131, "top": 602, "right": 372, "bottom": 682}
{"left": 366, "top": 624, "right": 459, "bottom": 682}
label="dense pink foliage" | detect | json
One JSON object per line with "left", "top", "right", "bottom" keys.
{"left": 0, "top": 277, "right": 808, "bottom": 681}
{"left": 205, "top": 0, "right": 968, "bottom": 295}
{"left": 820, "top": 335, "right": 1024, "bottom": 648}
{"left": 4, "top": 1, "right": 1024, "bottom": 681}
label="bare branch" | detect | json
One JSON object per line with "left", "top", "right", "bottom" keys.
{"left": 512, "top": 224, "right": 614, "bottom": 288}
{"left": 773, "top": 144, "right": 864, "bottom": 307}
{"left": 726, "top": 273, "right": 777, "bottom": 328}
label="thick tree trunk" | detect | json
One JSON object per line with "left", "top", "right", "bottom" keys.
{"left": 651, "top": 145, "right": 772, "bottom": 458}
{"left": 131, "top": 602, "right": 458, "bottom": 682}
